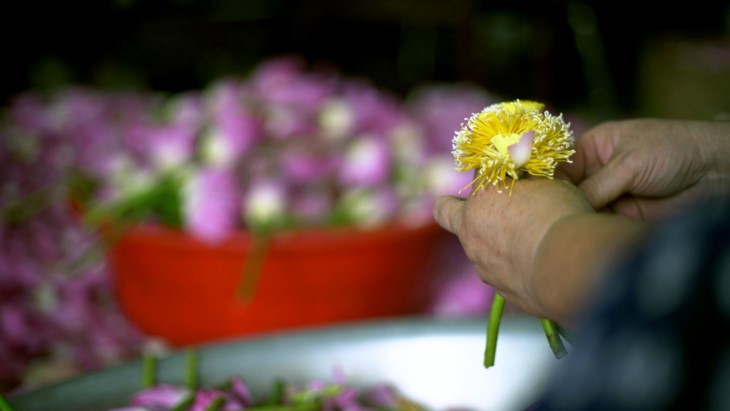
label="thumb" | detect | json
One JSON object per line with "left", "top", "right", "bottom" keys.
{"left": 577, "top": 159, "right": 630, "bottom": 210}
{"left": 433, "top": 195, "right": 466, "bottom": 235}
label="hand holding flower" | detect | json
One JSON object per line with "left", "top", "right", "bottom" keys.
{"left": 434, "top": 101, "right": 654, "bottom": 368}
{"left": 434, "top": 178, "right": 594, "bottom": 319}
{"left": 559, "top": 119, "right": 730, "bottom": 220}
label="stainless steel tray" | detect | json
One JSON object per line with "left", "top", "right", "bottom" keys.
{"left": 8, "top": 314, "right": 559, "bottom": 411}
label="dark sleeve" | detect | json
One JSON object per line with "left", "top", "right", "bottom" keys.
{"left": 529, "top": 199, "right": 730, "bottom": 411}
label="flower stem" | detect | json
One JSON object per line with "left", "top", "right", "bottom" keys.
{"left": 171, "top": 395, "right": 194, "bottom": 411}
{"left": 484, "top": 293, "right": 505, "bottom": 368}
{"left": 205, "top": 396, "right": 226, "bottom": 411}
{"left": 236, "top": 231, "right": 271, "bottom": 303}
{"left": 185, "top": 349, "right": 198, "bottom": 389}
{"left": 541, "top": 319, "right": 568, "bottom": 359}
{"left": 143, "top": 352, "right": 156, "bottom": 388}
{"left": 0, "top": 394, "right": 15, "bottom": 411}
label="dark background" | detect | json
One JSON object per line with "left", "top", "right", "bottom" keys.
{"left": 2, "top": 0, "right": 728, "bottom": 119}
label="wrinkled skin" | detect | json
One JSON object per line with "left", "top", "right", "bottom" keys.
{"left": 561, "top": 118, "right": 730, "bottom": 220}
{"left": 434, "top": 178, "right": 593, "bottom": 317}
{"left": 433, "top": 119, "right": 730, "bottom": 322}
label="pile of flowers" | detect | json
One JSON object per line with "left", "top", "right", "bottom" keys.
{"left": 109, "top": 355, "right": 434, "bottom": 411}
{"left": 0, "top": 55, "right": 499, "bottom": 394}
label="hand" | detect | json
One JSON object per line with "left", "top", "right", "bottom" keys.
{"left": 433, "top": 178, "right": 594, "bottom": 318}
{"left": 560, "top": 119, "right": 730, "bottom": 220}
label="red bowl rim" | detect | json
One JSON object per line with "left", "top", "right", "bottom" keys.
{"left": 105, "top": 218, "right": 446, "bottom": 253}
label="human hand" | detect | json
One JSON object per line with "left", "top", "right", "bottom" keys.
{"left": 433, "top": 178, "right": 593, "bottom": 318}
{"left": 560, "top": 119, "right": 730, "bottom": 220}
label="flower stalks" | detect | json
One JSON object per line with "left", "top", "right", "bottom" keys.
{"left": 143, "top": 352, "right": 157, "bottom": 388}
{"left": 483, "top": 294, "right": 505, "bottom": 367}
{"left": 236, "top": 231, "right": 272, "bottom": 303}
{"left": 0, "top": 394, "right": 15, "bottom": 411}
{"left": 185, "top": 349, "right": 198, "bottom": 389}
{"left": 541, "top": 319, "right": 568, "bottom": 359}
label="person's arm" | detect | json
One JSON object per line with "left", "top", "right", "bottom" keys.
{"left": 530, "top": 212, "right": 650, "bottom": 325}
{"left": 434, "top": 178, "right": 650, "bottom": 325}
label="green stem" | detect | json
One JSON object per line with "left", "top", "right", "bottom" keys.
{"left": 143, "top": 352, "right": 156, "bottom": 388}
{"left": 484, "top": 293, "right": 505, "bottom": 368}
{"left": 541, "top": 319, "right": 568, "bottom": 359}
{"left": 268, "top": 379, "right": 286, "bottom": 405}
{"left": 185, "top": 349, "right": 198, "bottom": 389}
{"left": 205, "top": 396, "right": 226, "bottom": 411}
{"left": 236, "top": 232, "right": 271, "bottom": 303}
{"left": 0, "top": 394, "right": 15, "bottom": 411}
{"left": 246, "top": 405, "right": 319, "bottom": 411}
{"left": 171, "top": 395, "right": 194, "bottom": 411}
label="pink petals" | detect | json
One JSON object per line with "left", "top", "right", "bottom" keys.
{"left": 507, "top": 130, "right": 535, "bottom": 169}
{"left": 183, "top": 168, "right": 241, "bottom": 245}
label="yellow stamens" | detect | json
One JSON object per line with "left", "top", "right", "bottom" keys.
{"left": 452, "top": 99, "right": 574, "bottom": 194}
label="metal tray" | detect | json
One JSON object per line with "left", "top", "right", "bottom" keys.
{"left": 8, "top": 314, "right": 559, "bottom": 411}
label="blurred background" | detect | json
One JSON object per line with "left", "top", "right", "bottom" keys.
{"left": 3, "top": 0, "right": 729, "bottom": 119}
{"left": 1, "top": 0, "right": 729, "bottom": 398}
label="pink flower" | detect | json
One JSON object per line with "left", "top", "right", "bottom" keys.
{"left": 183, "top": 167, "right": 241, "bottom": 244}
{"left": 243, "top": 177, "right": 288, "bottom": 228}
{"left": 280, "top": 140, "right": 341, "bottom": 184}
{"left": 408, "top": 84, "right": 499, "bottom": 155}
{"left": 422, "top": 156, "right": 476, "bottom": 197}
{"left": 290, "top": 188, "right": 335, "bottom": 225}
{"left": 249, "top": 56, "right": 336, "bottom": 140}
{"left": 230, "top": 375, "right": 253, "bottom": 407}
{"left": 250, "top": 56, "right": 335, "bottom": 108}
{"left": 203, "top": 80, "right": 263, "bottom": 166}
{"left": 129, "top": 384, "right": 192, "bottom": 410}
{"left": 341, "top": 81, "right": 408, "bottom": 137}
{"left": 339, "top": 136, "right": 392, "bottom": 188}
{"left": 144, "top": 123, "right": 199, "bottom": 172}
{"left": 429, "top": 271, "right": 494, "bottom": 317}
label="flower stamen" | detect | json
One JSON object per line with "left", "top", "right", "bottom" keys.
{"left": 451, "top": 99, "right": 575, "bottom": 195}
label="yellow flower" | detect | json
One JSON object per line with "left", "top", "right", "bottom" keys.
{"left": 452, "top": 99, "right": 574, "bottom": 194}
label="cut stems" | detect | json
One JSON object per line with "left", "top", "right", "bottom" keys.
{"left": 0, "top": 394, "right": 15, "bottom": 411}
{"left": 483, "top": 293, "right": 505, "bottom": 368}
{"left": 236, "top": 232, "right": 271, "bottom": 302}
{"left": 541, "top": 319, "right": 568, "bottom": 359}
{"left": 483, "top": 294, "right": 569, "bottom": 368}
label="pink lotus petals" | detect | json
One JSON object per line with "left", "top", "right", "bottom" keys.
{"left": 507, "top": 130, "right": 535, "bottom": 169}
{"left": 280, "top": 141, "right": 341, "bottom": 184}
{"left": 339, "top": 136, "right": 392, "bottom": 188}
{"left": 203, "top": 81, "right": 263, "bottom": 166}
{"left": 242, "top": 177, "right": 288, "bottom": 229}
{"left": 128, "top": 384, "right": 192, "bottom": 410}
{"left": 1, "top": 54, "right": 583, "bottom": 394}
{"left": 183, "top": 167, "right": 241, "bottom": 245}
{"left": 230, "top": 375, "right": 253, "bottom": 407}
{"left": 407, "top": 84, "right": 499, "bottom": 156}
{"left": 429, "top": 269, "right": 495, "bottom": 318}
{"left": 291, "top": 188, "right": 334, "bottom": 224}
{"left": 147, "top": 123, "right": 198, "bottom": 172}
{"left": 114, "top": 372, "right": 424, "bottom": 411}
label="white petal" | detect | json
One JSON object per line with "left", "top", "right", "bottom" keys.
{"left": 508, "top": 130, "right": 534, "bottom": 168}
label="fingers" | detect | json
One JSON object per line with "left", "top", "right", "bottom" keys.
{"left": 577, "top": 156, "right": 630, "bottom": 210}
{"left": 556, "top": 143, "right": 587, "bottom": 183}
{"left": 433, "top": 195, "right": 466, "bottom": 234}
{"left": 560, "top": 126, "right": 610, "bottom": 183}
